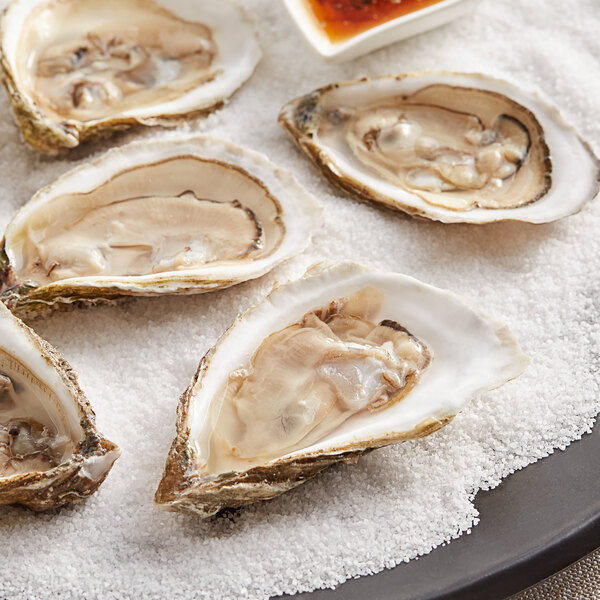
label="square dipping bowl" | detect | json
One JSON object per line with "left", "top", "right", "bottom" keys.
{"left": 283, "top": 0, "right": 482, "bottom": 62}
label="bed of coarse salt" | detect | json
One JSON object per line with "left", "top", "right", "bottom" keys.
{"left": 0, "top": 0, "right": 599, "bottom": 598}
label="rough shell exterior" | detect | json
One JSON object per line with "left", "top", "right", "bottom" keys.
{"left": 0, "top": 136, "right": 322, "bottom": 318}
{"left": 0, "top": 312, "right": 120, "bottom": 510}
{"left": 155, "top": 262, "right": 528, "bottom": 517}
{"left": 154, "top": 347, "right": 453, "bottom": 516}
{"left": 279, "top": 72, "right": 600, "bottom": 224}
{"left": 0, "top": 0, "right": 260, "bottom": 153}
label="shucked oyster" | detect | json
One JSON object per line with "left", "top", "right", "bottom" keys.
{"left": 0, "top": 136, "right": 322, "bottom": 316}
{"left": 279, "top": 72, "right": 600, "bottom": 223}
{"left": 0, "top": 0, "right": 261, "bottom": 153}
{"left": 0, "top": 301, "right": 119, "bottom": 510}
{"left": 155, "top": 263, "right": 528, "bottom": 517}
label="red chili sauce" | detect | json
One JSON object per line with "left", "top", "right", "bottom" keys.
{"left": 305, "top": 0, "right": 447, "bottom": 43}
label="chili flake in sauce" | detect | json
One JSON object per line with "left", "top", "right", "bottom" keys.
{"left": 305, "top": 0, "right": 447, "bottom": 43}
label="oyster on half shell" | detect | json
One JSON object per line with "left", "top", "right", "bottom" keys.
{"left": 155, "top": 263, "right": 528, "bottom": 517}
{"left": 279, "top": 72, "right": 600, "bottom": 223}
{"left": 0, "top": 0, "right": 261, "bottom": 153}
{"left": 0, "top": 301, "right": 119, "bottom": 510}
{"left": 0, "top": 136, "right": 322, "bottom": 317}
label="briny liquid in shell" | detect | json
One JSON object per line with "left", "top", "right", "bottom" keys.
{"left": 305, "top": 0, "right": 447, "bottom": 43}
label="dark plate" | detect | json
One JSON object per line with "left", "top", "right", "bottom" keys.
{"left": 284, "top": 421, "right": 600, "bottom": 600}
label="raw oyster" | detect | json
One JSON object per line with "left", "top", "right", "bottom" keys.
{"left": 0, "top": 0, "right": 261, "bottom": 153}
{"left": 0, "top": 301, "right": 119, "bottom": 510}
{"left": 0, "top": 136, "right": 322, "bottom": 317}
{"left": 155, "top": 262, "right": 528, "bottom": 517}
{"left": 279, "top": 72, "right": 600, "bottom": 223}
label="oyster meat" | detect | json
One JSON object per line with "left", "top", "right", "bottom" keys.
{"left": 0, "top": 0, "right": 261, "bottom": 153}
{"left": 155, "top": 263, "right": 528, "bottom": 517}
{"left": 0, "top": 136, "right": 322, "bottom": 316}
{"left": 0, "top": 301, "right": 119, "bottom": 510}
{"left": 279, "top": 72, "right": 600, "bottom": 223}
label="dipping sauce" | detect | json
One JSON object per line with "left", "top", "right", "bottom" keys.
{"left": 305, "top": 0, "right": 447, "bottom": 43}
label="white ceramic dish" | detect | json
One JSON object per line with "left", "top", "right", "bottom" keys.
{"left": 283, "top": 0, "right": 482, "bottom": 62}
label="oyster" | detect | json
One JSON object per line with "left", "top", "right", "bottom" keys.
{"left": 279, "top": 72, "right": 600, "bottom": 223}
{"left": 0, "top": 301, "right": 119, "bottom": 510}
{"left": 0, "top": 0, "right": 261, "bottom": 153}
{"left": 155, "top": 263, "right": 528, "bottom": 517}
{"left": 0, "top": 136, "right": 322, "bottom": 317}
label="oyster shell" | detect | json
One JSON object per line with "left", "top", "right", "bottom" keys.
{"left": 0, "top": 301, "right": 119, "bottom": 510}
{"left": 155, "top": 262, "right": 528, "bottom": 517}
{"left": 0, "top": 136, "right": 322, "bottom": 317}
{"left": 279, "top": 72, "right": 600, "bottom": 223}
{"left": 0, "top": 0, "right": 261, "bottom": 153}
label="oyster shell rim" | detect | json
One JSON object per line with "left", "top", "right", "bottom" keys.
{"left": 154, "top": 261, "right": 529, "bottom": 517}
{"left": 0, "top": 302, "right": 120, "bottom": 511}
{"left": 278, "top": 71, "right": 600, "bottom": 224}
{"left": 0, "top": 0, "right": 262, "bottom": 154}
{"left": 0, "top": 135, "right": 323, "bottom": 317}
